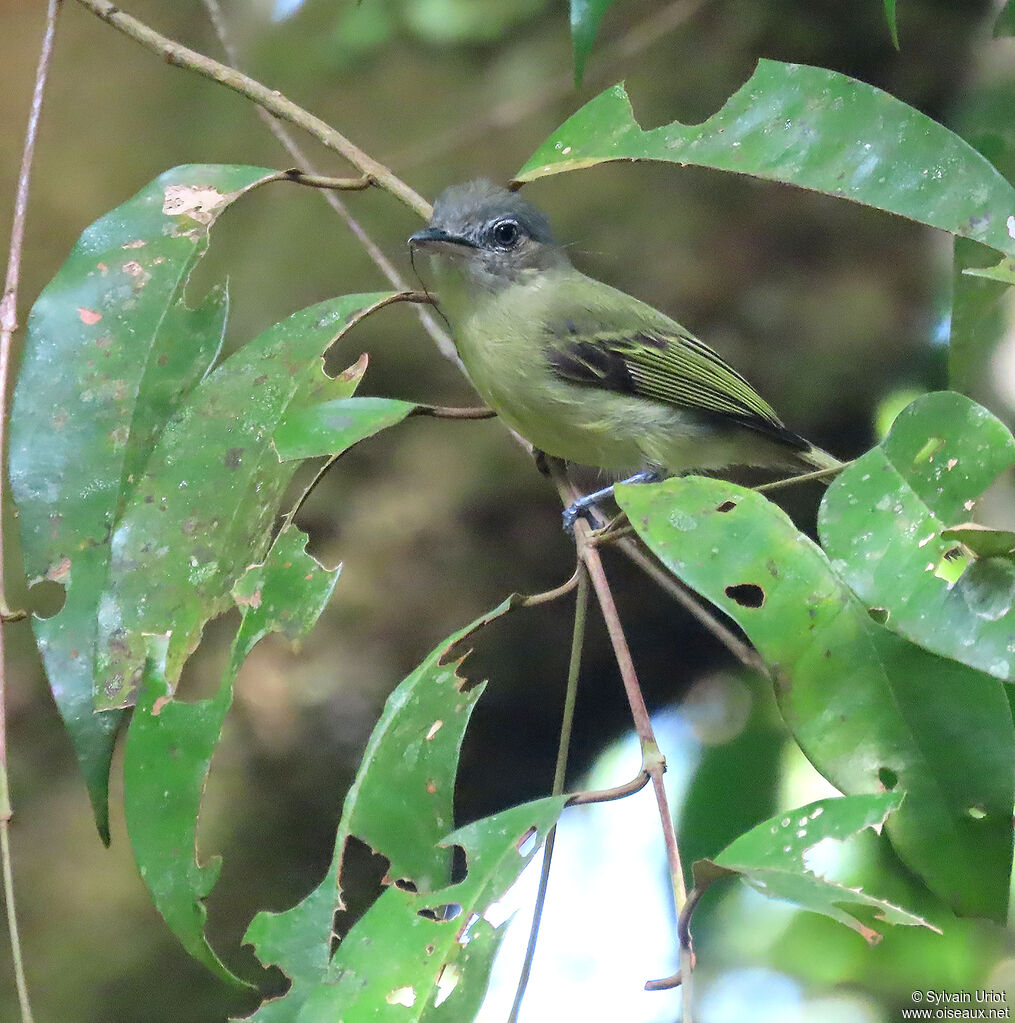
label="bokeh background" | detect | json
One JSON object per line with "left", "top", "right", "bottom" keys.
{"left": 1, "top": 0, "right": 1013, "bottom": 1019}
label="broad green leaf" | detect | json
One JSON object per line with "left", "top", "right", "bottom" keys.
{"left": 299, "top": 798, "right": 566, "bottom": 1022}
{"left": 9, "top": 164, "right": 279, "bottom": 841}
{"left": 818, "top": 392, "right": 1015, "bottom": 681}
{"left": 883, "top": 0, "right": 900, "bottom": 48}
{"left": 570, "top": 0, "right": 614, "bottom": 87}
{"left": 619, "top": 476, "right": 1014, "bottom": 920}
{"left": 94, "top": 293, "right": 396, "bottom": 709}
{"left": 515, "top": 61, "right": 1015, "bottom": 259}
{"left": 951, "top": 241, "right": 1013, "bottom": 394}
{"left": 244, "top": 600, "right": 515, "bottom": 1021}
{"left": 274, "top": 396, "right": 418, "bottom": 461}
{"left": 701, "top": 794, "right": 938, "bottom": 942}
{"left": 124, "top": 526, "right": 338, "bottom": 983}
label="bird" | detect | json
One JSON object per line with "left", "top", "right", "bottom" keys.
{"left": 408, "top": 180, "right": 839, "bottom": 530}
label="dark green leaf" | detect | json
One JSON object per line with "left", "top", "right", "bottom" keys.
{"left": 9, "top": 164, "right": 279, "bottom": 841}
{"left": 124, "top": 526, "right": 339, "bottom": 983}
{"left": 516, "top": 62, "right": 1015, "bottom": 258}
{"left": 571, "top": 0, "right": 614, "bottom": 87}
{"left": 703, "top": 793, "right": 938, "bottom": 942}
{"left": 619, "top": 476, "right": 1014, "bottom": 919}
{"left": 244, "top": 600, "right": 518, "bottom": 1021}
{"left": 274, "top": 396, "right": 418, "bottom": 461}
{"left": 883, "top": 0, "right": 900, "bottom": 48}
{"left": 94, "top": 294, "right": 395, "bottom": 710}
{"left": 818, "top": 392, "right": 1015, "bottom": 682}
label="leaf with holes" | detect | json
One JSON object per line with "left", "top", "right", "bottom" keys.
{"left": 8, "top": 164, "right": 279, "bottom": 841}
{"left": 515, "top": 62, "right": 1015, "bottom": 258}
{"left": 274, "top": 396, "right": 418, "bottom": 461}
{"left": 698, "top": 793, "right": 938, "bottom": 942}
{"left": 619, "top": 475, "right": 1014, "bottom": 920}
{"left": 818, "top": 392, "right": 1015, "bottom": 682}
{"left": 298, "top": 798, "right": 565, "bottom": 1022}
{"left": 244, "top": 599, "right": 533, "bottom": 1021}
{"left": 94, "top": 292, "right": 396, "bottom": 710}
{"left": 124, "top": 525, "right": 339, "bottom": 983}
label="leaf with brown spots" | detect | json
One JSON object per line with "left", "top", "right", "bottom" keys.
{"left": 9, "top": 165, "right": 278, "bottom": 841}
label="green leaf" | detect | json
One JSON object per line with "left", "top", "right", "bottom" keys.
{"left": 9, "top": 164, "right": 279, "bottom": 841}
{"left": 244, "top": 600, "right": 520, "bottom": 1021}
{"left": 94, "top": 294, "right": 395, "bottom": 710}
{"left": 995, "top": 0, "right": 1015, "bottom": 37}
{"left": 274, "top": 396, "right": 418, "bottom": 461}
{"left": 941, "top": 523, "right": 1015, "bottom": 560}
{"left": 570, "top": 0, "right": 614, "bottom": 87}
{"left": 961, "top": 256, "right": 1015, "bottom": 285}
{"left": 300, "top": 798, "right": 566, "bottom": 1022}
{"left": 515, "top": 61, "right": 1015, "bottom": 258}
{"left": 124, "top": 526, "right": 339, "bottom": 984}
{"left": 702, "top": 793, "right": 939, "bottom": 942}
{"left": 883, "top": 0, "right": 900, "bottom": 49}
{"left": 618, "top": 476, "right": 1015, "bottom": 920}
{"left": 951, "top": 240, "right": 1013, "bottom": 394}
{"left": 818, "top": 392, "right": 1015, "bottom": 682}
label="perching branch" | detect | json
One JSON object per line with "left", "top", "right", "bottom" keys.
{"left": 549, "top": 463, "right": 688, "bottom": 989}
{"left": 0, "top": 0, "right": 62, "bottom": 1011}
{"left": 73, "top": 0, "right": 432, "bottom": 219}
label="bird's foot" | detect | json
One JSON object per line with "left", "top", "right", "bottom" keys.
{"left": 562, "top": 470, "right": 661, "bottom": 535}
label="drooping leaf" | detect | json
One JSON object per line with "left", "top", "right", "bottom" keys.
{"left": 570, "top": 0, "right": 615, "bottom": 87}
{"left": 818, "top": 392, "right": 1015, "bottom": 682}
{"left": 274, "top": 396, "right": 418, "bottom": 461}
{"left": 94, "top": 293, "right": 398, "bottom": 710}
{"left": 8, "top": 164, "right": 280, "bottom": 841}
{"left": 619, "top": 476, "right": 1015, "bottom": 920}
{"left": 883, "top": 0, "right": 900, "bottom": 48}
{"left": 244, "top": 600, "right": 518, "bottom": 1021}
{"left": 515, "top": 61, "right": 1015, "bottom": 259}
{"left": 124, "top": 526, "right": 339, "bottom": 983}
{"left": 951, "top": 241, "right": 1014, "bottom": 394}
{"left": 698, "top": 793, "right": 938, "bottom": 943}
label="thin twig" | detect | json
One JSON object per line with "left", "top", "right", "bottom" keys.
{"left": 198, "top": 0, "right": 459, "bottom": 363}
{"left": 508, "top": 567, "right": 589, "bottom": 1023}
{"left": 566, "top": 768, "right": 650, "bottom": 806}
{"left": 73, "top": 0, "right": 431, "bottom": 220}
{"left": 550, "top": 465, "right": 688, "bottom": 987}
{"left": 516, "top": 566, "right": 581, "bottom": 608}
{"left": 0, "top": 0, "right": 62, "bottom": 1012}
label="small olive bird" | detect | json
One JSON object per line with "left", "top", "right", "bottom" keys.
{"left": 409, "top": 180, "right": 838, "bottom": 529}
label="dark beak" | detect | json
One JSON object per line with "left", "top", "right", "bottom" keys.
{"left": 408, "top": 226, "right": 477, "bottom": 249}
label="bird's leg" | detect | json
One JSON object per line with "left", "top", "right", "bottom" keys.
{"left": 563, "top": 470, "right": 661, "bottom": 534}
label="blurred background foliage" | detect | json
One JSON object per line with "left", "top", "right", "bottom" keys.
{"left": 2, "top": 0, "right": 1014, "bottom": 1020}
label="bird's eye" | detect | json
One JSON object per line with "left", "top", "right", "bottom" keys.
{"left": 491, "top": 219, "right": 521, "bottom": 248}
